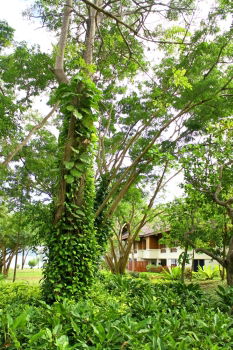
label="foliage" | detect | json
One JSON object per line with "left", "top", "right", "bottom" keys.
{"left": 1, "top": 0, "right": 233, "bottom": 299}
{"left": 0, "top": 281, "right": 41, "bottom": 309}
{"left": 28, "top": 259, "right": 39, "bottom": 269}
{"left": 196, "top": 265, "right": 220, "bottom": 280}
{"left": 162, "top": 266, "right": 182, "bottom": 281}
{"left": 42, "top": 74, "right": 101, "bottom": 302}
{"left": 146, "top": 264, "right": 168, "bottom": 273}
{"left": 216, "top": 285, "right": 233, "bottom": 313}
{"left": 1, "top": 275, "right": 233, "bottom": 349}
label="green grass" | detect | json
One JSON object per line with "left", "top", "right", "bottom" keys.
{"left": 6, "top": 268, "right": 42, "bottom": 284}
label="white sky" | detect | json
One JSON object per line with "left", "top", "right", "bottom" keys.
{"left": 0, "top": 0, "right": 55, "bottom": 52}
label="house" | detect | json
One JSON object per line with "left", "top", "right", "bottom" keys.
{"left": 122, "top": 227, "right": 219, "bottom": 272}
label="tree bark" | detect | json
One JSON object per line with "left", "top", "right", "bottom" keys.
{"left": 13, "top": 250, "right": 18, "bottom": 282}
{"left": 181, "top": 244, "right": 188, "bottom": 283}
{"left": 226, "top": 236, "right": 233, "bottom": 286}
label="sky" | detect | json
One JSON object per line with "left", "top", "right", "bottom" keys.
{"left": 1, "top": 0, "right": 54, "bottom": 52}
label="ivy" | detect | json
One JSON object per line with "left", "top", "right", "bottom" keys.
{"left": 42, "top": 75, "right": 101, "bottom": 302}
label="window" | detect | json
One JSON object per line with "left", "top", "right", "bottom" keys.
{"left": 150, "top": 259, "right": 157, "bottom": 265}
{"left": 161, "top": 248, "right": 166, "bottom": 253}
{"left": 171, "top": 259, "right": 177, "bottom": 266}
{"left": 170, "top": 248, "right": 177, "bottom": 253}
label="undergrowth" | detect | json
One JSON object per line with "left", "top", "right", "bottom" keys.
{"left": 0, "top": 273, "right": 233, "bottom": 349}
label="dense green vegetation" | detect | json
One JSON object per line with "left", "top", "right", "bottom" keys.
{"left": 1, "top": 273, "right": 233, "bottom": 349}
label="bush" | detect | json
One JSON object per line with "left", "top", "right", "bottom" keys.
{"left": 146, "top": 264, "right": 169, "bottom": 273}
{"left": 1, "top": 274, "right": 233, "bottom": 349}
{"left": 162, "top": 266, "right": 182, "bottom": 281}
{"left": 0, "top": 281, "right": 41, "bottom": 309}
{"left": 28, "top": 259, "right": 38, "bottom": 269}
{"left": 184, "top": 267, "right": 192, "bottom": 279}
{"left": 216, "top": 285, "right": 233, "bottom": 313}
{"left": 128, "top": 271, "right": 140, "bottom": 278}
{"left": 196, "top": 265, "right": 219, "bottom": 280}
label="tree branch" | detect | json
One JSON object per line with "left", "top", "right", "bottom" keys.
{"left": 1, "top": 103, "right": 58, "bottom": 167}
{"left": 80, "top": 0, "right": 191, "bottom": 45}
{"left": 53, "top": 0, "right": 73, "bottom": 83}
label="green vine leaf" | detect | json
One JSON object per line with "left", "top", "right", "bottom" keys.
{"left": 66, "top": 105, "right": 75, "bottom": 112}
{"left": 70, "top": 169, "right": 82, "bottom": 178}
{"left": 64, "top": 161, "right": 74, "bottom": 170}
{"left": 65, "top": 175, "right": 74, "bottom": 183}
{"left": 73, "top": 110, "right": 83, "bottom": 120}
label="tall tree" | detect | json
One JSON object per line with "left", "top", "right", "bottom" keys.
{"left": 179, "top": 118, "right": 233, "bottom": 284}
{"left": 0, "top": 0, "right": 232, "bottom": 300}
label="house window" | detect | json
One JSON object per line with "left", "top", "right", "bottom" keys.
{"left": 150, "top": 259, "right": 157, "bottom": 265}
{"left": 161, "top": 248, "right": 166, "bottom": 253}
{"left": 159, "top": 259, "right": 167, "bottom": 266}
{"left": 171, "top": 259, "right": 177, "bottom": 266}
{"left": 170, "top": 248, "right": 177, "bottom": 253}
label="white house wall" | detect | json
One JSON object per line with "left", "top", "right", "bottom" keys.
{"left": 133, "top": 247, "right": 219, "bottom": 267}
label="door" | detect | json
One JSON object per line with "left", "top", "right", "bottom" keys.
{"left": 193, "top": 259, "right": 205, "bottom": 272}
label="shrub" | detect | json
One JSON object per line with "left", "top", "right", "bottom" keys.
{"left": 216, "top": 285, "right": 233, "bottom": 313}
{"left": 1, "top": 274, "right": 233, "bottom": 349}
{"left": 128, "top": 271, "right": 140, "bottom": 278}
{"left": 184, "top": 267, "right": 192, "bottom": 279}
{"left": 162, "top": 266, "right": 182, "bottom": 281}
{"left": 28, "top": 259, "right": 38, "bottom": 269}
{"left": 146, "top": 264, "right": 169, "bottom": 273}
{"left": 0, "top": 281, "right": 41, "bottom": 309}
{"left": 196, "top": 265, "right": 219, "bottom": 280}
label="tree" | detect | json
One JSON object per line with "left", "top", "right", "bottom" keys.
{"left": 179, "top": 118, "right": 233, "bottom": 284}
{"left": 0, "top": 0, "right": 232, "bottom": 300}
{"left": 105, "top": 186, "right": 166, "bottom": 274}
{"left": 0, "top": 204, "right": 36, "bottom": 276}
{"left": 164, "top": 195, "right": 232, "bottom": 281}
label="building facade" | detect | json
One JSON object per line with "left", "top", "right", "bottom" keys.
{"left": 123, "top": 229, "right": 219, "bottom": 272}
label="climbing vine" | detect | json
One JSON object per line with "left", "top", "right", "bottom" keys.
{"left": 42, "top": 74, "right": 101, "bottom": 302}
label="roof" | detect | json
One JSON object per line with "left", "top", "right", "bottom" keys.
{"left": 122, "top": 226, "right": 170, "bottom": 240}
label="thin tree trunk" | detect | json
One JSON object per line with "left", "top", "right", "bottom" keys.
{"left": 222, "top": 222, "right": 227, "bottom": 281}
{"left": 6, "top": 252, "right": 15, "bottom": 275}
{"left": 2, "top": 248, "right": 7, "bottom": 276}
{"left": 13, "top": 250, "right": 18, "bottom": 282}
{"left": 226, "top": 236, "right": 233, "bottom": 286}
{"left": 191, "top": 249, "right": 195, "bottom": 281}
{"left": 21, "top": 249, "right": 25, "bottom": 270}
{"left": 181, "top": 244, "right": 188, "bottom": 283}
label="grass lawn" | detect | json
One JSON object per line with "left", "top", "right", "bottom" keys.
{"left": 6, "top": 268, "right": 42, "bottom": 284}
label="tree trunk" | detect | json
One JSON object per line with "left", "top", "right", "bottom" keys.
{"left": 6, "top": 252, "right": 15, "bottom": 275}
{"left": 2, "top": 248, "right": 7, "bottom": 276}
{"left": 13, "top": 250, "right": 18, "bottom": 282}
{"left": 190, "top": 249, "right": 195, "bottom": 281}
{"left": 226, "top": 236, "right": 233, "bottom": 286}
{"left": 42, "top": 85, "right": 99, "bottom": 302}
{"left": 181, "top": 245, "right": 188, "bottom": 283}
{"left": 21, "top": 249, "right": 25, "bottom": 270}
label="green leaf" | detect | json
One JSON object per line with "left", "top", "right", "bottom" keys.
{"left": 73, "top": 110, "right": 83, "bottom": 120}
{"left": 70, "top": 169, "right": 82, "bottom": 178}
{"left": 71, "top": 147, "right": 79, "bottom": 154}
{"left": 64, "top": 161, "right": 74, "bottom": 170}
{"left": 65, "top": 175, "right": 74, "bottom": 184}
{"left": 66, "top": 105, "right": 75, "bottom": 112}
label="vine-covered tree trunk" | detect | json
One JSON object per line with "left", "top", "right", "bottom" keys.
{"left": 41, "top": 0, "right": 105, "bottom": 302}
{"left": 42, "top": 78, "right": 100, "bottom": 302}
